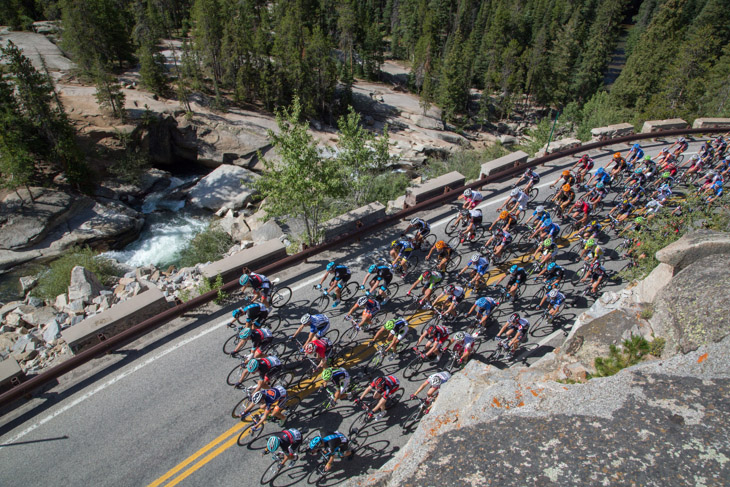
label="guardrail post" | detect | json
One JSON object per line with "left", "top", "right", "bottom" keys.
{"left": 355, "top": 220, "right": 363, "bottom": 242}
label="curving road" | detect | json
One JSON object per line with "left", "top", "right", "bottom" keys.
{"left": 0, "top": 137, "right": 713, "bottom": 487}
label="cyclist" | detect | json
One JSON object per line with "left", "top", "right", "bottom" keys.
{"left": 644, "top": 198, "right": 663, "bottom": 219}
{"left": 231, "top": 302, "right": 270, "bottom": 330}
{"left": 304, "top": 337, "right": 333, "bottom": 371}
{"left": 571, "top": 154, "right": 594, "bottom": 184}
{"left": 466, "top": 296, "right": 500, "bottom": 334}
{"left": 610, "top": 199, "right": 634, "bottom": 222}
{"left": 405, "top": 270, "right": 443, "bottom": 305}
{"left": 483, "top": 227, "right": 512, "bottom": 261}
{"left": 461, "top": 208, "right": 483, "bottom": 241}
{"left": 525, "top": 205, "right": 551, "bottom": 227}
{"left": 581, "top": 261, "right": 607, "bottom": 296}
{"left": 705, "top": 179, "right": 724, "bottom": 206}
{"left": 683, "top": 154, "right": 704, "bottom": 176}
{"left": 320, "top": 367, "right": 350, "bottom": 405}
{"left": 458, "top": 253, "right": 490, "bottom": 289}
{"left": 609, "top": 152, "right": 627, "bottom": 179}
{"left": 532, "top": 237, "right": 557, "bottom": 265}
{"left": 620, "top": 181, "right": 647, "bottom": 205}
{"left": 569, "top": 199, "right": 593, "bottom": 227}
{"left": 432, "top": 284, "right": 465, "bottom": 318}
{"left": 315, "top": 262, "right": 351, "bottom": 308}
{"left": 584, "top": 181, "right": 608, "bottom": 206}
{"left": 495, "top": 264, "right": 527, "bottom": 302}
{"left": 239, "top": 385, "right": 289, "bottom": 428}
{"left": 389, "top": 236, "right": 415, "bottom": 276}
{"left": 371, "top": 317, "right": 410, "bottom": 356}
{"left": 488, "top": 210, "right": 517, "bottom": 232}
{"left": 237, "top": 355, "right": 283, "bottom": 390}
{"left": 584, "top": 241, "right": 604, "bottom": 265}
{"left": 515, "top": 167, "right": 541, "bottom": 193}
{"left": 669, "top": 136, "right": 689, "bottom": 157}
{"left": 239, "top": 269, "right": 272, "bottom": 306}
{"left": 346, "top": 295, "right": 381, "bottom": 330}
{"left": 550, "top": 170, "right": 576, "bottom": 191}
{"left": 713, "top": 135, "right": 727, "bottom": 158}
{"left": 403, "top": 217, "right": 431, "bottom": 248}
{"left": 460, "top": 188, "right": 484, "bottom": 209}
{"left": 231, "top": 326, "right": 274, "bottom": 359}
{"left": 355, "top": 375, "right": 400, "bottom": 420}
{"left": 586, "top": 165, "right": 612, "bottom": 188}
{"left": 307, "top": 432, "right": 354, "bottom": 472}
{"left": 425, "top": 239, "right": 455, "bottom": 272}
{"left": 410, "top": 371, "right": 451, "bottom": 404}
{"left": 505, "top": 188, "right": 529, "bottom": 218}
{"left": 361, "top": 263, "right": 393, "bottom": 300}
{"left": 495, "top": 313, "right": 530, "bottom": 359}
{"left": 656, "top": 147, "right": 674, "bottom": 168}
{"left": 537, "top": 220, "right": 561, "bottom": 241}
{"left": 534, "top": 261, "right": 565, "bottom": 290}
{"left": 578, "top": 220, "right": 602, "bottom": 239}
{"left": 291, "top": 313, "right": 330, "bottom": 349}
{"left": 265, "top": 429, "right": 303, "bottom": 468}
{"left": 555, "top": 184, "right": 575, "bottom": 216}
{"left": 536, "top": 289, "right": 566, "bottom": 321}
{"left": 444, "top": 331, "right": 475, "bottom": 365}
{"left": 626, "top": 143, "right": 644, "bottom": 166}
{"left": 416, "top": 321, "right": 450, "bottom": 360}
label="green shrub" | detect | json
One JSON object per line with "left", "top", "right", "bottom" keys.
{"left": 649, "top": 337, "right": 666, "bottom": 357}
{"left": 593, "top": 335, "right": 657, "bottom": 377}
{"left": 197, "top": 273, "right": 229, "bottom": 305}
{"left": 425, "top": 144, "right": 510, "bottom": 181}
{"left": 177, "top": 225, "right": 233, "bottom": 268}
{"left": 640, "top": 306, "right": 654, "bottom": 320}
{"left": 365, "top": 172, "right": 411, "bottom": 205}
{"left": 34, "top": 246, "right": 121, "bottom": 300}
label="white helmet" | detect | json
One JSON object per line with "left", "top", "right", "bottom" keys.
{"left": 300, "top": 314, "right": 311, "bottom": 325}
{"left": 463, "top": 188, "right": 473, "bottom": 198}
{"left": 548, "top": 289, "right": 559, "bottom": 299}
{"left": 471, "top": 254, "right": 481, "bottom": 262}
{"left": 510, "top": 188, "right": 520, "bottom": 197}
{"left": 429, "top": 375, "right": 443, "bottom": 387}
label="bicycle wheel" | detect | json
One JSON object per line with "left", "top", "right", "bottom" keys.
{"left": 675, "top": 153, "right": 685, "bottom": 165}
{"left": 422, "top": 234, "right": 437, "bottom": 251}
{"left": 367, "top": 350, "right": 384, "bottom": 370}
{"left": 340, "top": 281, "right": 360, "bottom": 303}
{"left": 445, "top": 217, "right": 460, "bottom": 236}
{"left": 530, "top": 313, "right": 549, "bottom": 337}
{"left": 445, "top": 352, "right": 461, "bottom": 373}
{"left": 404, "top": 255, "right": 420, "bottom": 278}
{"left": 266, "top": 315, "right": 282, "bottom": 333}
{"left": 272, "top": 370, "right": 295, "bottom": 389}
{"left": 271, "top": 286, "right": 292, "bottom": 308}
{"left": 238, "top": 416, "right": 265, "bottom": 446}
{"left": 383, "top": 282, "right": 400, "bottom": 304}
{"left": 530, "top": 287, "right": 546, "bottom": 309}
{"left": 310, "top": 395, "right": 335, "bottom": 419}
{"left": 403, "top": 356, "right": 426, "bottom": 380}
{"left": 310, "top": 293, "right": 329, "bottom": 312}
{"left": 226, "top": 363, "right": 246, "bottom": 386}
{"left": 447, "top": 235, "right": 462, "bottom": 251}
{"left": 283, "top": 396, "right": 302, "bottom": 423}
{"left": 528, "top": 186, "right": 539, "bottom": 203}
{"left": 339, "top": 325, "right": 360, "bottom": 345}
{"left": 261, "top": 458, "right": 284, "bottom": 484}
{"left": 571, "top": 267, "right": 586, "bottom": 287}
{"left": 232, "top": 396, "right": 253, "bottom": 418}
{"left": 402, "top": 404, "right": 425, "bottom": 432}
{"left": 223, "top": 333, "right": 241, "bottom": 355}
{"left": 446, "top": 252, "right": 462, "bottom": 272}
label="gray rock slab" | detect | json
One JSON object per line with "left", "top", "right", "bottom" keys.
{"left": 656, "top": 230, "right": 730, "bottom": 273}
{"left": 563, "top": 309, "right": 642, "bottom": 370}
{"left": 0, "top": 31, "right": 75, "bottom": 72}
{"left": 68, "top": 266, "right": 103, "bottom": 303}
{"left": 187, "top": 164, "right": 259, "bottom": 211}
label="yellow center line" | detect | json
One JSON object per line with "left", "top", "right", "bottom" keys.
{"left": 162, "top": 433, "right": 243, "bottom": 487}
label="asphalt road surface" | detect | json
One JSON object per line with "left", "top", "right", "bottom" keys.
{"left": 0, "top": 137, "right": 715, "bottom": 487}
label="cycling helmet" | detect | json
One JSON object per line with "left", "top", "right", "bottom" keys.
{"left": 446, "top": 284, "right": 455, "bottom": 293}
{"left": 644, "top": 154, "right": 652, "bottom": 161}
{"left": 543, "top": 217, "right": 553, "bottom": 226}
{"left": 547, "top": 262, "right": 556, "bottom": 271}
{"left": 679, "top": 137, "right": 686, "bottom": 143}
{"left": 421, "top": 270, "right": 432, "bottom": 280}
{"left": 321, "top": 368, "right": 334, "bottom": 381}
{"left": 475, "top": 297, "right": 488, "bottom": 308}
{"left": 326, "top": 262, "right": 335, "bottom": 271}
{"left": 239, "top": 274, "right": 250, "bottom": 286}
{"left": 562, "top": 184, "right": 571, "bottom": 192}
{"left": 509, "top": 265, "right": 518, "bottom": 273}
{"left": 453, "top": 331, "right": 466, "bottom": 342}
{"left": 373, "top": 377, "right": 385, "bottom": 389}
{"left": 586, "top": 238, "right": 596, "bottom": 247}
{"left": 613, "top": 152, "right": 621, "bottom": 159}
{"left": 463, "top": 188, "right": 473, "bottom": 197}
{"left": 635, "top": 216, "right": 645, "bottom": 224}
{"left": 300, "top": 314, "right": 311, "bottom": 325}
{"left": 562, "top": 170, "right": 570, "bottom": 177}
{"left": 691, "top": 154, "right": 699, "bottom": 160}
{"left": 304, "top": 343, "right": 315, "bottom": 354}
{"left": 435, "top": 240, "right": 447, "bottom": 250}
{"left": 536, "top": 205, "right": 545, "bottom": 213}
{"left": 252, "top": 391, "right": 264, "bottom": 404}
{"left": 267, "top": 436, "right": 280, "bottom": 453}
{"left": 471, "top": 253, "right": 481, "bottom": 262}
{"left": 410, "top": 217, "right": 420, "bottom": 225}
{"left": 543, "top": 238, "right": 552, "bottom": 247}
{"left": 500, "top": 210, "right": 509, "bottom": 219}
{"left": 548, "top": 289, "right": 559, "bottom": 299}
{"left": 241, "top": 328, "right": 253, "bottom": 339}
{"left": 634, "top": 167, "right": 643, "bottom": 174}
{"left": 429, "top": 375, "right": 443, "bottom": 387}
{"left": 247, "top": 359, "right": 259, "bottom": 372}
{"left": 510, "top": 188, "right": 520, "bottom": 197}
{"left": 632, "top": 143, "right": 641, "bottom": 150}
{"left": 309, "top": 436, "right": 322, "bottom": 450}
{"left": 384, "top": 319, "right": 396, "bottom": 331}
{"left": 357, "top": 296, "right": 368, "bottom": 306}
{"left": 368, "top": 264, "right": 376, "bottom": 273}
{"left": 509, "top": 313, "right": 519, "bottom": 322}
{"left": 596, "top": 182, "right": 605, "bottom": 189}
{"left": 661, "top": 171, "right": 671, "bottom": 179}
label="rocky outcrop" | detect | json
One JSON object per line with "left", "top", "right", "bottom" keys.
{"left": 67, "top": 266, "right": 104, "bottom": 303}
{"left": 187, "top": 164, "right": 259, "bottom": 211}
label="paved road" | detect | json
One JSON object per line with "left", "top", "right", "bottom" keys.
{"left": 0, "top": 137, "right": 712, "bottom": 487}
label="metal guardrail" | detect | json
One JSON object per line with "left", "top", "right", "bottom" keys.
{"left": 0, "top": 127, "right": 726, "bottom": 411}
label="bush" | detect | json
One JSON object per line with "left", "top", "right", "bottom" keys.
{"left": 34, "top": 246, "right": 121, "bottom": 300}
{"left": 425, "top": 144, "right": 510, "bottom": 181}
{"left": 365, "top": 172, "right": 411, "bottom": 205}
{"left": 592, "top": 335, "right": 659, "bottom": 377}
{"left": 177, "top": 225, "right": 233, "bottom": 268}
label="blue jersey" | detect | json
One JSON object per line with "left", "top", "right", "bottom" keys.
{"left": 475, "top": 297, "right": 497, "bottom": 313}
{"left": 262, "top": 385, "right": 287, "bottom": 406}
{"left": 468, "top": 257, "right": 490, "bottom": 274}
{"left": 545, "top": 223, "right": 560, "bottom": 237}
{"left": 310, "top": 314, "right": 329, "bottom": 329}
{"left": 549, "top": 292, "right": 566, "bottom": 306}
{"left": 533, "top": 210, "right": 551, "bottom": 223}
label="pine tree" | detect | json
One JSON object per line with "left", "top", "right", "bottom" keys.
{"left": 93, "top": 62, "right": 127, "bottom": 119}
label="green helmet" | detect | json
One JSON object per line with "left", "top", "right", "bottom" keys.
{"left": 321, "top": 368, "right": 334, "bottom": 381}
{"left": 644, "top": 154, "right": 652, "bottom": 161}
{"left": 635, "top": 216, "right": 645, "bottom": 224}
{"left": 586, "top": 238, "right": 596, "bottom": 247}
{"left": 543, "top": 238, "right": 552, "bottom": 247}
{"left": 384, "top": 319, "right": 396, "bottom": 331}
{"left": 661, "top": 171, "right": 671, "bottom": 178}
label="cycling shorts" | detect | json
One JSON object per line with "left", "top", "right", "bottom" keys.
{"left": 310, "top": 321, "right": 331, "bottom": 336}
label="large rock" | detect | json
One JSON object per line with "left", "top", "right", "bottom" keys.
{"left": 187, "top": 164, "right": 258, "bottom": 211}
{"left": 656, "top": 230, "right": 730, "bottom": 273}
{"left": 19, "top": 306, "right": 58, "bottom": 327}
{"left": 650, "top": 254, "right": 730, "bottom": 356}
{"left": 67, "top": 266, "right": 103, "bottom": 304}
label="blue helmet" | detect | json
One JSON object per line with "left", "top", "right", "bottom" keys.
{"left": 475, "top": 297, "right": 488, "bottom": 308}
{"left": 596, "top": 182, "right": 604, "bottom": 189}
{"left": 246, "top": 359, "right": 259, "bottom": 372}
{"left": 309, "top": 436, "right": 322, "bottom": 450}
{"left": 509, "top": 265, "right": 518, "bottom": 274}
{"left": 232, "top": 309, "right": 242, "bottom": 319}
{"left": 240, "top": 328, "right": 252, "bottom": 339}
{"left": 239, "top": 274, "right": 250, "bottom": 286}
{"left": 632, "top": 143, "right": 641, "bottom": 150}
{"left": 326, "top": 262, "right": 335, "bottom": 271}
{"left": 368, "top": 264, "right": 376, "bottom": 273}
{"left": 267, "top": 436, "right": 280, "bottom": 452}
{"left": 547, "top": 262, "right": 557, "bottom": 271}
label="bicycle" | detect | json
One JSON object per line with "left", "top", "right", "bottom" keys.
{"left": 404, "top": 232, "right": 437, "bottom": 253}
{"left": 530, "top": 302, "right": 564, "bottom": 336}
{"left": 445, "top": 340, "right": 479, "bottom": 372}
{"left": 465, "top": 304, "right": 501, "bottom": 337}
{"left": 401, "top": 394, "right": 437, "bottom": 432}
{"left": 403, "top": 345, "right": 439, "bottom": 379}
{"left": 340, "top": 313, "right": 381, "bottom": 344}
{"left": 310, "top": 374, "right": 369, "bottom": 419}
{"left": 444, "top": 209, "right": 471, "bottom": 236}
{"left": 235, "top": 395, "right": 302, "bottom": 447}
{"left": 269, "top": 279, "right": 293, "bottom": 308}
{"left": 447, "top": 225, "right": 485, "bottom": 251}
{"left": 261, "top": 450, "right": 296, "bottom": 484}
{"left": 307, "top": 435, "right": 361, "bottom": 479}
{"left": 222, "top": 318, "right": 283, "bottom": 356}
{"left": 351, "top": 389, "right": 403, "bottom": 432}
{"left": 310, "top": 281, "right": 359, "bottom": 310}
{"left": 365, "top": 331, "right": 414, "bottom": 369}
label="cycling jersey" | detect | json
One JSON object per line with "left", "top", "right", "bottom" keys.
{"left": 308, "top": 314, "right": 330, "bottom": 335}
{"left": 393, "top": 239, "right": 414, "bottom": 255}
{"left": 475, "top": 297, "right": 498, "bottom": 314}
{"left": 373, "top": 265, "right": 393, "bottom": 284}
{"left": 616, "top": 202, "right": 633, "bottom": 215}
{"left": 509, "top": 318, "right": 530, "bottom": 334}
{"left": 532, "top": 210, "right": 551, "bottom": 223}
{"left": 514, "top": 191, "right": 529, "bottom": 208}
{"left": 508, "top": 268, "right": 527, "bottom": 284}
{"left": 548, "top": 292, "right": 566, "bottom": 306}
{"left": 310, "top": 338, "right": 332, "bottom": 359}
{"left": 389, "top": 318, "right": 409, "bottom": 336}
{"left": 411, "top": 218, "right": 431, "bottom": 234}
{"left": 469, "top": 209, "right": 483, "bottom": 224}
{"left": 557, "top": 190, "right": 575, "bottom": 204}
{"left": 468, "top": 257, "right": 490, "bottom": 274}
{"left": 322, "top": 431, "right": 350, "bottom": 454}
{"left": 248, "top": 272, "right": 270, "bottom": 289}
{"left": 251, "top": 327, "right": 274, "bottom": 348}
{"left": 331, "top": 265, "right": 351, "bottom": 281}
{"left": 524, "top": 169, "right": 540, "bottom": 182}
{"left": 544, "top": 223, "right": 560, "bottom": 237}
{"left": 257, "top": 356, "right": 282, "bottom": 379}
{"left": 545, "top": 266, "right": 565, "bottom": 281}
{"left": 454, "top": 333, "right": 475, "bottom": 351}
{"left": 426, "top": 324, "right": 449, "bottom": 343}
{"left": 497, "top": 230, "right": 513, "bottom": 245}
{"left": 243, "top": 303, "right": 269, "bottom": 323}
{"left": 418, "top": 271, "right": 443, "bottom": 289}
{"left": 466, "top": 191, "right": 484, "bottom": 203}
{"left": 261, "top": 385, "right": 287, "bottom": 406}
{"left": 372, "top": 375, "right": 400, "bottom": 397}
{"left": 274, "top": 429, "right": 302, "bottom": 454}
{"left": 575, "top": 201, "right": 592, "bottom": 214}
{"left": 331, "top": 369, "right": 350, "bottom": 392}
{"left": 590, "top": 265, "right": 607, "bottom": 279}
{"left": 447, "top": 286, "right": 465, "bottom": 302}
{"left": 362, "top": 298, "right": 381, "bottom": 315}
{"left": 428, "top": 371, "right": 451, "bottom": 388}
{"left": 578, "top": 156, "right": 594, "bottom": 170}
